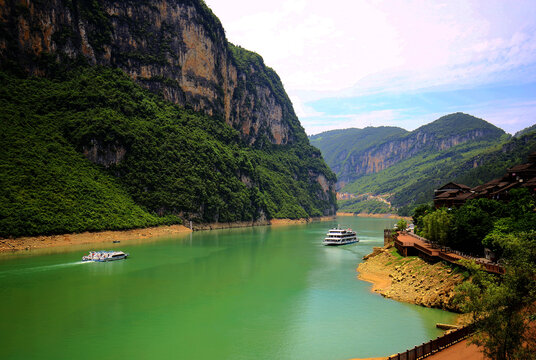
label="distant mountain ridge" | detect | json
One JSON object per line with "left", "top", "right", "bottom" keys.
{"left": 311, "top": 113, "right": 506, "bottom": 187}
{"left": 310, "top": 113, "right": 536, "bottom": 213}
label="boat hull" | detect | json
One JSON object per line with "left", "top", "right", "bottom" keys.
{"left": 322, "top": 239, "right": 359, "bottom": 246}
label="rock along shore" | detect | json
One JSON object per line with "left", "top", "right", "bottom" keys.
{"left": 357, "top": 245, "right": 465, "bottom": 312}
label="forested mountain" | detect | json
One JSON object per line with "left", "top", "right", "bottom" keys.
{"left": 311, "top": 113, "right": 536, "bottom": 214}
{"left": 515, "top": 123, "right": 536, "bottom": 138}
{"left": 311, "top": 113, "right": 505, "bottom": 187}
{"left": 0, "top": 0, "right": 336, "bottom": 237}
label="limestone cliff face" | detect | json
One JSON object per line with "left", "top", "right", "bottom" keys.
{"left": 337, "top": 128, "right": 496, "bottom": 183}
{"left": 0, "top": 0, "right": 337, "bottom": 217}
{"left": 0, "top": 0, "right": 298, "bottom": 146}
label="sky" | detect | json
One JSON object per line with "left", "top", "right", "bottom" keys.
{"left": 204, "top": 0, "right": 536, "bottom": 135}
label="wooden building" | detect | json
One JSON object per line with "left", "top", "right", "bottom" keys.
{"left": 433, "top": 182, "right": 473, "bottom": 208}
{"left": 434, "top": 151, "right": 536, "bottom": 208}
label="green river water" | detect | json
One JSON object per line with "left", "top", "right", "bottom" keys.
{"left": 0, "top": 217, "right": 456, "bottom": 359}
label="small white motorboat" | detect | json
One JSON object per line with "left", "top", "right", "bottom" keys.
{"left": 82, "top": 251, "right": 128, "bottom": 262}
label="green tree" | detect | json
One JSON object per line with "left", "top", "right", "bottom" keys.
{"left": 396, "top": 218, "right": 408, "bottom": 231}
{"left": 421, "top": 208, "right": 452, "bottom": 246}
{"left": 450, "top": 198, "right": 504, "bottom": 255}
{"left": 412, "top": 203, "right": 433, "bottom": 235}
{"left": 455, "top": 231, "right": 536, "bottom": 359}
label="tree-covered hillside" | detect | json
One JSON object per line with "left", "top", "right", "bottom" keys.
{"left": 341, "top": 138, "right": 506, "bottom": 211}
{"left": 0, "top": 67, "right": 336, "bottom": 237}
{"left": 311, "top": 113, "right": 532, "bottom": 214}
{"left": 413, "top": 112, "right": 505, "bottom": 140}
{"left": 453, "top": 130, "right": 536, "bottom": 188}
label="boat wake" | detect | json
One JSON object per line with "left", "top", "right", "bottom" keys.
{"left": 0, "top": 261, "right": 91, "bottom": 278}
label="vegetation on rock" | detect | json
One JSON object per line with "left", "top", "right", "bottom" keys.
{"left": 337, "top": 197, "right": 393, "bottom": 214}
{"left": 358, "top": 246, "right": 464, "bottom": 311}
{"left": 311, "top": 113, "right": 536, "bottom": 215}
{"left": 0, "top": 67, "right": 335, "bottom": 237}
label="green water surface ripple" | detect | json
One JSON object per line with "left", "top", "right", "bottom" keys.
{"left": 0, "top": 217, "right": 456, "bottom": 359}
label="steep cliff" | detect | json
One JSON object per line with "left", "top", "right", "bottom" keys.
{"left": 0, "top": 0, "right": 303, "bottom": 146}
{"left": 0, "top": 0, "right": 337, "bottom": 237}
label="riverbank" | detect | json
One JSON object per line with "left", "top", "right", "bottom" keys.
{"left": 337, "top": 212, "right": 411, "bottom": 221}
{"left": 0, "top": 216, "right": 336, "bottom": 253}
{"left": 357, "top": 245, "right": 465, "bottom": 312}
{"left": 0, "top": 224, "right": 193, "bottom": 253}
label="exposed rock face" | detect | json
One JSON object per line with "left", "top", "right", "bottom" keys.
{"left": 337, "top": 128, "right": 499, "bottom": 184}
{"left": 0, "top": 0, "right": 337, "bottom": 217}
{"left": 82, "top": 139, "right": 126, "bottom": 168}
{"left": 357, "top": 246, "right": 464, "bottom": 311}
{"left": 0, "top": 0, "right": 298, "bottom": 146}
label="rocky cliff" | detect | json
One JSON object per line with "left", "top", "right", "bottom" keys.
{"left": 0, "top": 0, "right": 302, "bottom": 146}
{"left": 311, "top": 113, "right": 506, "bottom": 186}
{"left": 0, "top": 0, "right": 337, "bottom": 237}
{"left": 338, "top": 127, "right": 500, "bottom": 184}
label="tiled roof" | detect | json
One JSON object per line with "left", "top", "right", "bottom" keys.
{"left": 437, "top": 182, "right": 471, "bottom": 190}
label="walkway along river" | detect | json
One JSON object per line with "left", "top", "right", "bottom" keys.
{"left": 0, "top": 217, "right": 457, "bottom": 360}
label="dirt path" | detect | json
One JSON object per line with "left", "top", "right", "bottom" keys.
{"left": 350, "top": 339, "right": 485, "bottom": 360}
{"left": 426, "top": 339, "right": 485, "bottom": 360}
{"left": 336, "top": 212, "right": 411, "bottom": 221}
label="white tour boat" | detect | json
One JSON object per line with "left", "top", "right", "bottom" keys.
{"left": 323, "top": 227, "right": 359, "bottom": 246}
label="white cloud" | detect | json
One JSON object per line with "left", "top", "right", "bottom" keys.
{"left": 205, "top": 0, "right": 536, "bottom": 133}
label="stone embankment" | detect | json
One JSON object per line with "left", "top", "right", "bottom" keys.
{"left": 357, "top": 245, "right": 465, "bottom": 312}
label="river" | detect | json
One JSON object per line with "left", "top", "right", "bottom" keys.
{"left": 0, "top": 216, "right": 456, "bottom": 359}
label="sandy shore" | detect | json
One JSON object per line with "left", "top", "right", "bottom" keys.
{"left": 0, "top": 216, "right": 336, "bottom": 254}
{"left": 0, "top": 225, "right": 192, "bottom": 253}
{"left": 353, "top": 246, "right": 482, "bottom": 360}
{"left": 357, "top": 263, "right": 392, "bottom": 293}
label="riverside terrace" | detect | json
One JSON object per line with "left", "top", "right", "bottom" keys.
{"left": 389, "top": 231, "right": 505, "bottom": 275}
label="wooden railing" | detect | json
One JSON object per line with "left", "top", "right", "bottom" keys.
{"left": 402, "top": 232, "right": 505, "bottom": 275}
{"left": 388, "top": 326, "right": 473, "bottom": 360}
